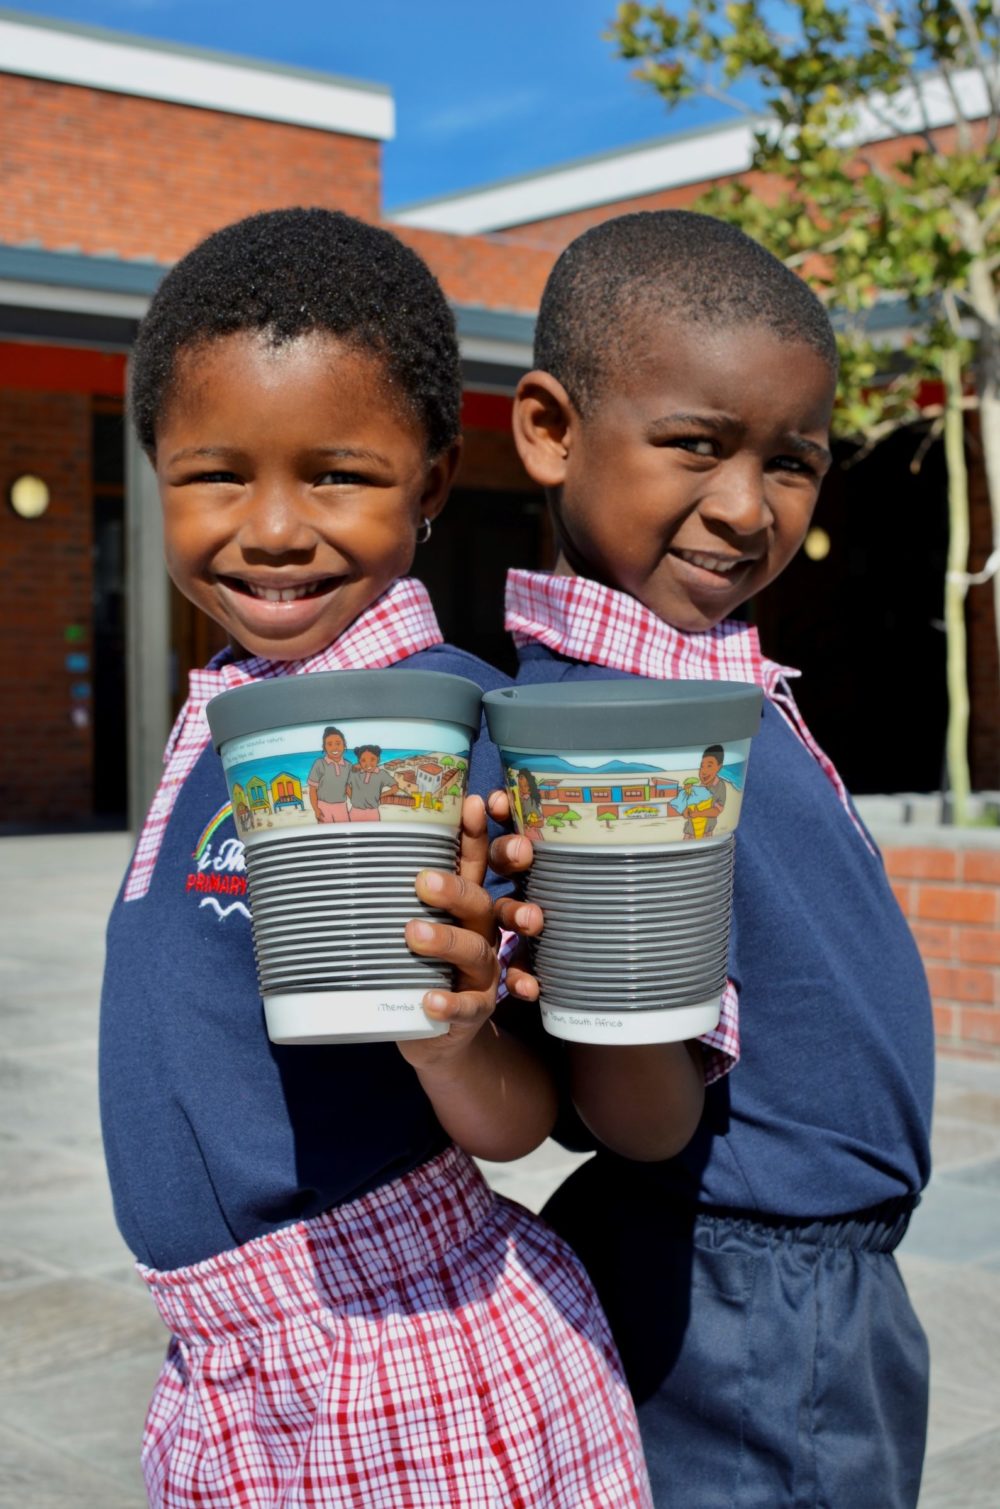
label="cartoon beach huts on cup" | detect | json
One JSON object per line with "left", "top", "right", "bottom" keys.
{"left": 222, "top": 720, "right": 471, "bottom": 834}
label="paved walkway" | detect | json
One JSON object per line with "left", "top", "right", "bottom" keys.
{"left": 1, "top": 833, "right": 998, "bottom": 1507}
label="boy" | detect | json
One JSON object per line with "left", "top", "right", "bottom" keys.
{"left": 496, "top": 210, "right": 933, "bottom": 1508}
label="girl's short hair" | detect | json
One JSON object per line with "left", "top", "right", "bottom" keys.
{"left": 131, "top": 207, "right": 461, "bottom": 457}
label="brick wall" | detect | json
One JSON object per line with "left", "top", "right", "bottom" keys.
{"left": 0, "top": 73, "right": 381, "bottom": 262}
{"left": 394, "top": 225, "right": 553, "bottom": 313}
{"left": 884, "top": 841, "right": 1000, "bottom": 1055}
{"left": 0, "top": 387, "right": 93, "bottom": 822}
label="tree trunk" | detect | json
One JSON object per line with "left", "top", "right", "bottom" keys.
{"left": 975, "top": 363, "right": 1000, "bottom": 657}
{"left": 942, "top": 347, "right": 972, "bottom": 825}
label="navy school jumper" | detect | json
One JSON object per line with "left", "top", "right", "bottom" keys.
{"left": 99, "top": 645, "right": 512, "bottom": 1274}
{"left": 516, "top": 641, "right": 934, "bottom": 1509}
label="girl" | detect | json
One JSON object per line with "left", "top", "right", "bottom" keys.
{"left": 99, "top": 208, "right": 652, "bottom": 1508}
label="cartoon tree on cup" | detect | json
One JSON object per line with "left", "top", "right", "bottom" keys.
{"left": 597, "top": 810, "right": 617, "bottom": 833}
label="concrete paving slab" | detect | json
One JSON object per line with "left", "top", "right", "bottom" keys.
{"left": 0, "top": 1276, "right": 167, "bottom": 1386}
{"left": 0, "top": 1421, "right": 141, "bottom": 1509}
{"left": 916, "top": 1428, "right": 1000, "bottom": 1509}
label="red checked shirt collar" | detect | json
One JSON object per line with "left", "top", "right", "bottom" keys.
{"left": 505, "top": 569, "right": 873, "bottom": 853}
{"left": 124, "top": 578, "right": 443, "bottom": 901}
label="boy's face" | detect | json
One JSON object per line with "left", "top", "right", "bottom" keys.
{"left": 515, "top": 319, "right": 834, "bottom": 632}
{"left": 699, "top": 754, "right": 721, "bottom": 785}
{"left": 155, "top": 331, "right": 456, "bottom": 661}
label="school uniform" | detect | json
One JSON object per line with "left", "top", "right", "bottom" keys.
{"left": 506, "top": 569, "right": 934, "bottom": 1509}
{"left": 100, "top": 577, "right": 651, "bottom": 1509}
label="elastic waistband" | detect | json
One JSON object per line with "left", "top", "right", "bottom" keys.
{"left": 687, "top": 1194, "right": 919, "bottom": 1254}
{"left": 138, "top": 1144, "right": 495, "bottom": 1343}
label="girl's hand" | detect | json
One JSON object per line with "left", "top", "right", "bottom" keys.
{"left": 398, "top": 795, "right": 501, "bottom": 1069}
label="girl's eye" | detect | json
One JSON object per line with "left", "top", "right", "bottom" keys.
{"left": 194, "top": 470, "right": 241, "bottom": 484}
{"left": 315, "top": 470, "right": 365, "bottom": 486}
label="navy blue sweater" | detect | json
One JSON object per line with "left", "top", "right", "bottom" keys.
{"left": 99, "top": 645, "right": 510, "bottom": 1270}
{"left": 517, "top": 642, "right": 934, "bottom": 1217}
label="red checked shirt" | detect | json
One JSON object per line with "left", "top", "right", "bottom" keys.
{"left": 505, "top": 570, "right": 875, "bottom": 1083}
{"left": 124, "top": 578, "right": 444, "bottom": 902}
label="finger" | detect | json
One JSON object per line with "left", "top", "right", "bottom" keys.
{"left": 458, "top": 795, "right": 488, "bottom": 890}
{"left": 503, "top": 964, "right": 540, "bottom": 1001}
{"left": 493, "top": 895, "right": 545, "bottom": 936}
{"left": 487, "top": 788, "right": 512, "bottom": 824}
{"left": 422, "top": 988, "right": 497, "bottom": 1024}
{"left": 488, "top": 832, "right": 536, "bottom": 878}
{"left": 405, "top": 919, "right": 498, "bottom": 991}
{"left": 414, "top": 867, "right": 495, "bottom": 940}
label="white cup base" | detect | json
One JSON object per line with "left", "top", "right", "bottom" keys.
{"left": 263, "top": 989, "right": 449, "bottom": 1045}
{"left": 540, "top": 996, "right": 722, "bottom": 1045}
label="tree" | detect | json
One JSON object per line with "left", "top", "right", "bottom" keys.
{"left": 610, "top": 0, "right": 1000, "bottom": 820}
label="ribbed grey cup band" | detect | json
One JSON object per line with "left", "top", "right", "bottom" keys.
{"left": 244, "top": 830, "right": 458, "bottom": 995}
{"left": 527, "top": 834, "right": 736, "bottom": 1010}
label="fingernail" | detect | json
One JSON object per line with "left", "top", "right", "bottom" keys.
{"left": 424, "top": 992, "right": 448, "bottom": 1013}
{"left": 515, "top": 978, "right": 537, "bottom": 999}
{"left": 515, "top": 906, "right": 535, "bottom": 930}
{"left": 410, "top": 921, "right": 435, "bottom": 942}
{"left": 420, "top": 870, "right": 445, "bottom": 894}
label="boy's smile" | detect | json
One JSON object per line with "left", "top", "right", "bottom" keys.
{"left": 516, "top": 320, "right": 835, "bottom": 632}
{"left": 155, "top": 331, "right": 454, "bottom": 661}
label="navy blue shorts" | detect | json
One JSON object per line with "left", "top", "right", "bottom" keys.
{"left": 543, "top": 1160, "right": 928, "bottom": 1509}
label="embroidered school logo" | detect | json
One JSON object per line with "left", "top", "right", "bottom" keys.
{"left": 186, "top": 802, "right": 250, "bottom": 920}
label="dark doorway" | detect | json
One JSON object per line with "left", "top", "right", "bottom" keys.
{"left": 753, "top": 427, "right": 949, "bottom": 795}
{"left": 91, "top": 401, "right": 128, "bottom": 821}
{"left": 413, "top": 488, "right": 553, "bottom": 676}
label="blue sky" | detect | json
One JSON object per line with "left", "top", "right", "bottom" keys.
{"left": 8, "top": 0, "right": 729, "bottom": 205}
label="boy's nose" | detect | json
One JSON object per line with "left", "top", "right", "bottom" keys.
{"left": 237, "top": 487, "right": 317, "bottom": 553}
{"left": 701, "top": 464, "right": 770, "bottom": 535}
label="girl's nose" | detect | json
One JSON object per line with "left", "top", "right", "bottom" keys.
{"left": 237, "top": 485, "right": 316, "bottom": 554}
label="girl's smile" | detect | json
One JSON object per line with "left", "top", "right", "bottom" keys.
{"left": 155, "top": 330, "right": 455, "bottom": 661}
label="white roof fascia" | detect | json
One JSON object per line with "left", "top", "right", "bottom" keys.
{"left": 0, "top": 278, "right": 149, "bottom": 321}
{"left": 391, "top": 66, "right": 986, "bottom": 232}
{"left": 0, "top": 13, "right": 394, "bottom": 140}
{"left": 458, "top": 334, "right": 534, "bottom": 369}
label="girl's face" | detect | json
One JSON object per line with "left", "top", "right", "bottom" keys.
{"left": 155, "top": 331, "right": 457, "bottom": 660}
{"left": 358, "top": 750, "right": 379, "bottom": 771}
{"left": 324, "top": 734, "right": 346, "bottom": 760}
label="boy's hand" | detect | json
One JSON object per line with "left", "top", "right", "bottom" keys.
{"left": 398, "top": 795, "right": 501, "bottom": 1068}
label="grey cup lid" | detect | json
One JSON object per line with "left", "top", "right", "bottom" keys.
{"left": 483, "top": 678, "right": 762, "bottom": 751}
{"left": 206, "top": 669, "right": 484, "bottom": 750}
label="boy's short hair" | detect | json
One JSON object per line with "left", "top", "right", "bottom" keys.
{"left": 533, "top": 210, "right": 838, "bottom": 415}
{"left": 131, "top": 207, "right": 461, "bottom": 457}
{"left": 703, "top": 745, "right": 725, "bottom": 764}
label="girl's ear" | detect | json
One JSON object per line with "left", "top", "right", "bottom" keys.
{"left": 419, "top": 438, "right": 462, "bottom": 525}
{"left": 512, "top": 371, "right": 575, "bottom": 488}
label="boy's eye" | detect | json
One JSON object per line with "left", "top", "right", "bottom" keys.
{"left": 193, "top": 470, "right": 242, "bottom": 484}
{"left": 672, "top": 437, "right": 716, "bottom": 457}
{"left": 770, "top": 455, "right": 816, "bottom": 477}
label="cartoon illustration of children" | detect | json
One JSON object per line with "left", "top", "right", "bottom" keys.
{"left": 683, "top": 744, "right": 729, "bottom": 840}
{"left": 511, "top": 767, "right": 546, "bottom": 841}
{"left": 346, "top": 745, "right": 400, "bottom": 822}
{"left": 307, "top": 726, "right": 352, "bottom": 823}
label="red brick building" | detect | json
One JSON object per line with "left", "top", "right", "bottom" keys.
{"left": 2, "top": 10, "right": 997, "bottom": 1049}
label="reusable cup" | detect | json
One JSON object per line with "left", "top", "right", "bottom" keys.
{"left": 483, "top": 679, "right": 762, "bottom": 1045}
{"left": 207, "top": 669, "right": 482, "bottom": 1044}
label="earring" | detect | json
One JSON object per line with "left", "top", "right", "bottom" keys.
{"left": 416, "top": 518, "right": 433, "bottom": 545}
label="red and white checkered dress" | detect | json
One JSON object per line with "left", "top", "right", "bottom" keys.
{"left": 139, "top": 1145, "right": 652, "bottom": 1508}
